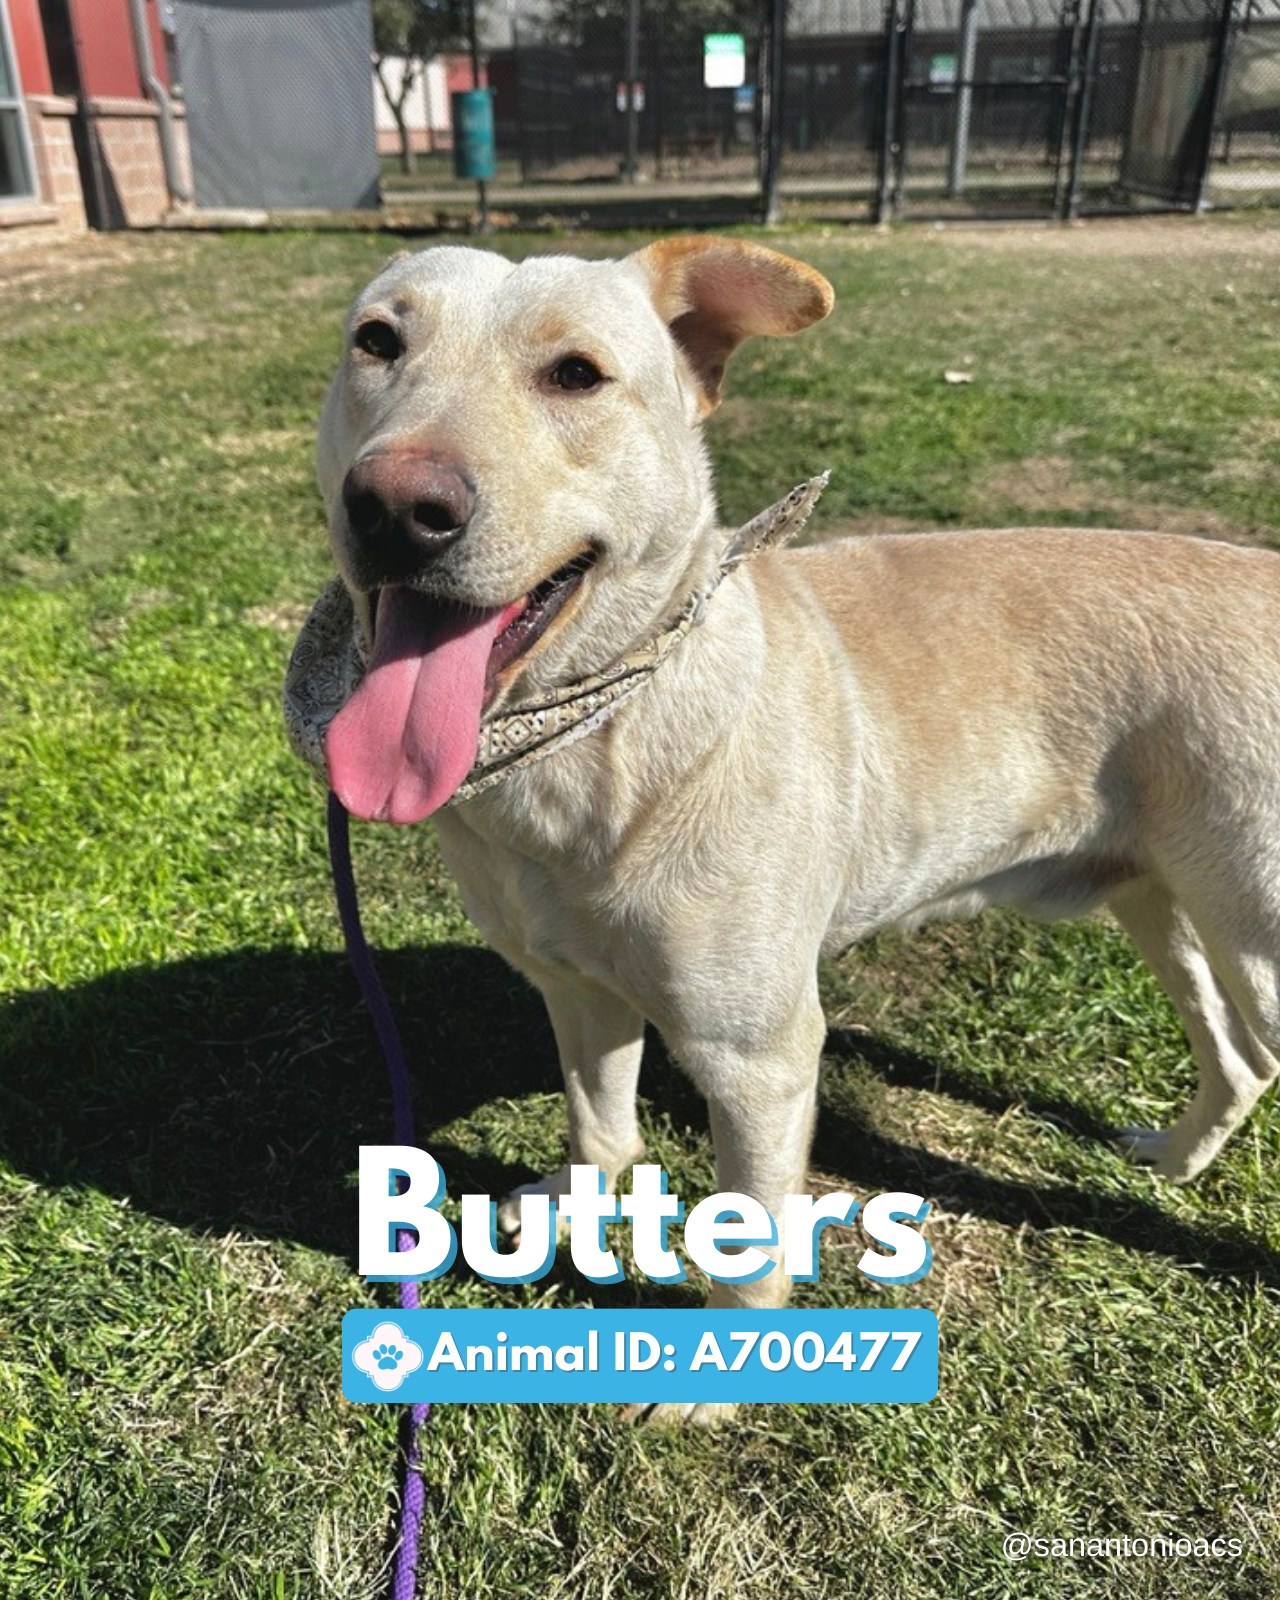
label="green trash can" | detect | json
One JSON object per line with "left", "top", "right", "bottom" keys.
{"left": 452, "top": 90, "right": 497, "bottom": 181}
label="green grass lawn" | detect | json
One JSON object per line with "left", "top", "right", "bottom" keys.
{"left": 2, "top": 219, "right": 1279, "bottom": 1600}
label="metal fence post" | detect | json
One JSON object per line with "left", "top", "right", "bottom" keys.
{"left": 623, "top": 0, "right": 640, "bottom": 182}
{"left": 1221, "top": 0, "right": 1254, "bottom": 164}
{"left": 947, "top": 0, "right": 980, "bottom": 197}
{"left": 509, "top": 3, "right": 532, "bottom": 184}
{"left": 760, "top": 0, "right": 786, "bottom": 224}
{"left": 875, "top": 0, "right": 901, "bottom": 223}
{"left": 1051, "top": 0, "right": 1085, "bottom": 214}
{"left": 1063, "top": 0, "right": 1101, "bottom": 219}
{"left": 467, "top": 0, "right": 490, "bottom": 230}
{"left": 891, "top": 0, "right": 914, "bottom": 215}
{"left": 1195, "top": 0, "right": 1239, "bottom": 210}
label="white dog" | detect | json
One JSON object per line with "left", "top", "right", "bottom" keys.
{"left": 288, "top": 237, "right": 1280, "bottom": 1423}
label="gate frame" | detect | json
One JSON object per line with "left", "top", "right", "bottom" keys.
{"left": 876, "top": 0, "right": 1093, "bottom": 222}
{"left": 761, "top": 0, "right": 786, "bottom": 222}
{"left": 868, "top": 0, "right": 1246, "bottom": 224}
{"left": 1116, "top": 0, "right": 1238, "bottom": 210}
{"left": 873, "top": 0, "right": 915, "bottom": 221}
{"left": 1062, "top": 0, "right": 1103, "bottom": 217}
{"left": 1195, "top": 0, "right": 1241, "bottom": 207}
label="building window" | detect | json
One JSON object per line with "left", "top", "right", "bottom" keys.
{"left": 0, "top": 0, "right": 37, "bottom": 201}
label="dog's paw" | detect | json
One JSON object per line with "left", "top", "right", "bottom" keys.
{"left": 619, "top": 1400, "right": 738, "bottom": 1429}
{"left": 1115, "top": 1126, "right": 1202, "bottom": 1184}
{"left": 496, "top": 1168, "right": 574, "bottom": 1246}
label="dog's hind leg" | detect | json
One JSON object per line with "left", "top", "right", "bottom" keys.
{"left": 1108, "top": 878, "right": 1280, "bottom": 1182}
{"left": 496, "top": 972, "right": 646, "bottom": 1237}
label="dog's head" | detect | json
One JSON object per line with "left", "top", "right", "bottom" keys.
{"left": 317, "top": 236, "right": 833, "bottom": 824}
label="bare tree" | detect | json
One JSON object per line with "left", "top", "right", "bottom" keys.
{"left": 372, "top": 0, "right": 471, "bottom": 174}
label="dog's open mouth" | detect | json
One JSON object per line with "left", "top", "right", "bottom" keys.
{"left": 325, "top": 552, "right": 594, "bottom": 827}
{"left": 486, "top": 552, "right": 594, "bottom": 690}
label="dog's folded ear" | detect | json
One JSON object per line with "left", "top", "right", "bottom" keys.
{"left": 629, "top": 236, "right": 834, "bottom": 414}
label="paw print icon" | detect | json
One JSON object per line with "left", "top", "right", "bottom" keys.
{"left": 352, "top": 1321, "right": 425, "bottom": 1392}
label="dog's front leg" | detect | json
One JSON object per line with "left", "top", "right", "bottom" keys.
{"left": 496, "top": 972, "right": 646, "bottom": 1238}
{"left": 624, "top": 987, "right": 826, "bottom": 1428}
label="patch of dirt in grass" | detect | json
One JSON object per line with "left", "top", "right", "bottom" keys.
{"left": 287, "top": 272, "right": 354, "bottom": 301}
{"left": 980, "top": 455, "right": 1257, "bottom": 541}
{"left": 809, "top": 459, "right": 1263, "bottom": 543}
{"left": 216, "top": 428, "right": 308, "bottom": 460}
{"left": 0, "top": 230, "right": 186, "bottom": 289}
{"left": 243, "top": 600, "right": 312, "bottom": 634}
{"left": 1206, "top": 418, "right": 1280, "bottom": 488}
{"left": 915, "top": 1206, "right": 1013, "bottom": 1315}
{"left": 810, "top": 512, "right": 936, "bottom": 540}
{"left": 806, "top": 1166, "right": 1012, "bottom": 1316}
{"left": 922, "top": 216, "right": 1280, "bottom": 259}
{"left": 828, "top": 924, "right": 986, "bottom": 1032}
{"left": 91, "top": 586, "right": 176, "bottom": 645}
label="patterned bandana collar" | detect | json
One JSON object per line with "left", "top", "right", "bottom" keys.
{"left": 284, "top": 473, "right": 829, "bottom": 806}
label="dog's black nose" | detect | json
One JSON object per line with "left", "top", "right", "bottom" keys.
{"left": 342, "top": 452, "right": 475, "bottom": 577}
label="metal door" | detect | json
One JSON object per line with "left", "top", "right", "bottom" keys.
{"left": 1120, "top": 0, "right": 1232, "bottom": 202}
{"left": 883, "top": 0, "right": 1085, "bottom": 217}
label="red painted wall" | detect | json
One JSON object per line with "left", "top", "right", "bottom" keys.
{"left": 7, "top": 0, "right": 53, "bottom": 96}
{"left": 65, "top": 0, "right": 169, "bottom": 99}
{"left": 445, "top": 53, "right": 485, "bottom": 94}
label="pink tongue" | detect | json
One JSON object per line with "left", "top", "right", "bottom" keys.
{"left": 326, "top": 587, "right": 522, "bottom": 825}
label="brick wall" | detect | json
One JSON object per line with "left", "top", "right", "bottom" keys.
{"left": 81, "top": 96, "right": 189, "bottom": 228}
{"left": 25, "top": 95, "right": 87, "bottom": 232}
{"left": 7, "top": 93, "right": 189, "bottom": 237}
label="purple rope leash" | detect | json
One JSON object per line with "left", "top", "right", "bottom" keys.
{"left": 327, "top": 791, "right": 429, "bottom": 1600}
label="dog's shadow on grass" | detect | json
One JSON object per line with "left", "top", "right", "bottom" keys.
{"left": 818, "top": 1027, "right": 1280, "bottom": 1289}
{"left": 0, "top": 945, "right": 560, "bottom": 1261}
{"left": 2, "top": 949, "right": 1276, "bottom": 1291}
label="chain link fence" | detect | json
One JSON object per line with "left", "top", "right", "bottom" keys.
{"left": 163, "top": 0, "right": 1280, "bottom": 221}
{"left": 488, "top": 9, "right": 765, "bottom": 185}
{"left": 478, "top": 0, "right": 1280, "bottom": 218}
{"left": 1210, "top": 1, "right": 1280, "bottom": 203}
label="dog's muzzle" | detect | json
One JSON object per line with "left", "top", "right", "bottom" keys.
{"left": 285, "top": 473, "right": 830, "bottom": 807}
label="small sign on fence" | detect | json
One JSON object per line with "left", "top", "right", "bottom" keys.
{"left": 615, "top": 81, "right": 646, "bottom": 113}
{"left": 704, "top": 33, "right": 746, "bottom": 89}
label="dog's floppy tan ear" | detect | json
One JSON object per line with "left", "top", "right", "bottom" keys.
{"left": 630, "top": 236, "right": 834, "bottom": 414}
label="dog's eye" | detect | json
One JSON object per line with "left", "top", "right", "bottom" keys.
{"left": 354, "top": 320, "right": 402, "bottom": 362}
{"left": 549, "top": 356, "right": 604, "bottom": 392}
